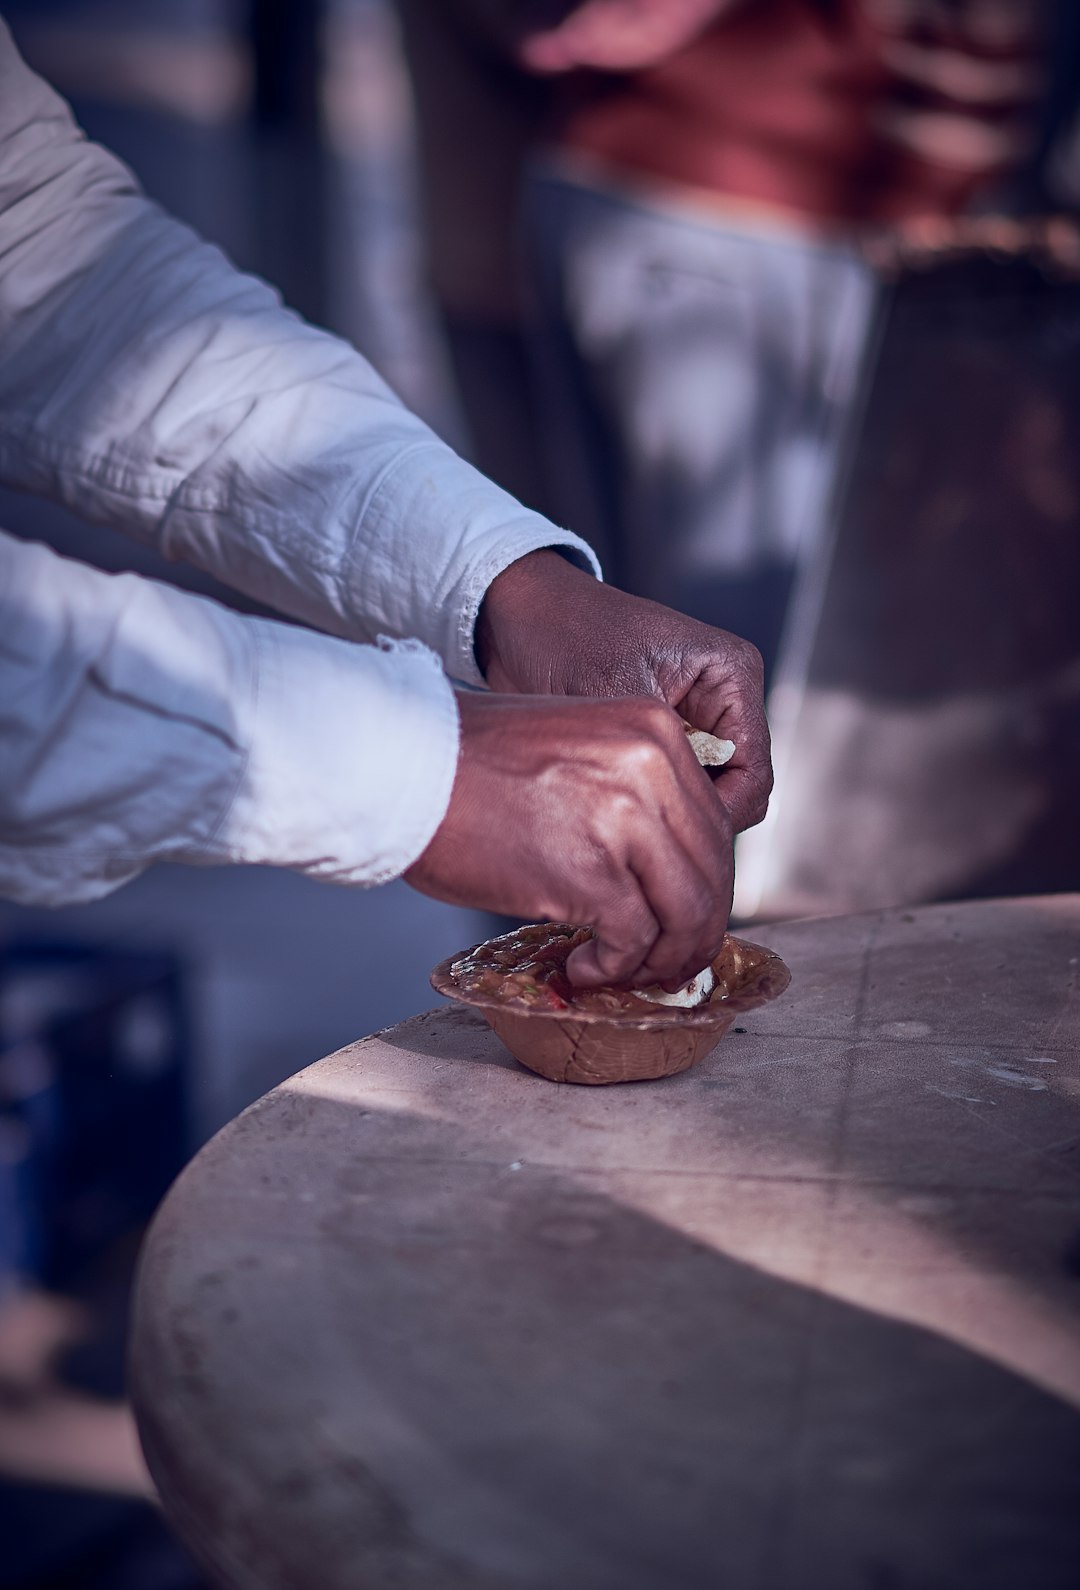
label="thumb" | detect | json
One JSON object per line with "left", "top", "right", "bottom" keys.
{"left": 565, "top": 897, "right": 659, "bottom": 988}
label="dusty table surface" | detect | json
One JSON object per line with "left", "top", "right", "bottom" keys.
{"left": 131, "top": 895, "right": 1080, "bottom": 1590}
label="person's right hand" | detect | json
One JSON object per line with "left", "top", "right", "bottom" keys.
{"left": 405, "top": 689, "right": 735, "bottom": 990}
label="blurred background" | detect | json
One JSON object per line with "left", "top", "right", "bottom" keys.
{"left": 2, "top": 1, "right": 1080, "bottom": 1584}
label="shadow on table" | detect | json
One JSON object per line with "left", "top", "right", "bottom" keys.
{"left": 131, "top": 1090, "right": 1080, "bottom": 1590}
{"left": 400, "top": 901, "right": 1080, "bottom": 1325}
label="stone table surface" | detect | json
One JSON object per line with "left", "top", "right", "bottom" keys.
{"left": 130, "top": 895, "right": 1080, "bottom": 1590}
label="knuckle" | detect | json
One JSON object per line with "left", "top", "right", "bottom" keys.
{"left": 743, "top": 772, "right": 774, "bottom": 830}
{"left": 745, "top": 795, "right": 771, "bottom": 830}
{"left": 733, "top": 638, "right": 765, "bottom": 686}
{"left": 611, "top": 702, "right": 692, "bottom": 789}
{"left": 593, "top": 788, "right": 648, "bottom": 852}
{"left": 613, "top": 735, "right": 669, "bottom": 787}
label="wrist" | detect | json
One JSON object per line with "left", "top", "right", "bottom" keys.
{"left": 474, "top": 548, "right": 591, "bottom": 684}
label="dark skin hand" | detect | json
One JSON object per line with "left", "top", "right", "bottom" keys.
{"left": 475, "top": 550, "right": 771, "bottom": 837}
{"left": 406, "top": 551, "right": 772, "bottom": 990}
{"left": 407, "top": 689, "right": 737, "bottom": 990}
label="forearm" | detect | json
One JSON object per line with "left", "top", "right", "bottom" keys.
{"left": 0, "top": 532, "right": 458, "bottom": 906}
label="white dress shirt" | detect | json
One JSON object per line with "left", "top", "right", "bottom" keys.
{"left": 0, "top": 19, "right": 598, "bottom": 906}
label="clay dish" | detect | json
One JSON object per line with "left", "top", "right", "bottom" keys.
{"left": 430, "top": 925, "right": 790, "bottom": 1085}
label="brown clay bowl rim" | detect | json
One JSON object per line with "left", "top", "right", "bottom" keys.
{"left": 431, "top": 925, "right": 790, "bottom": 1032}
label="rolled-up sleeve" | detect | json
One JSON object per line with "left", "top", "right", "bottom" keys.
{"left": 0, "top": 533, "right": 460, "bottom": 907}
{"left": 0, "top": 19, "right": 599, "bottom": 686}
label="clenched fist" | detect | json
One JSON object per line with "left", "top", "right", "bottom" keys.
{"left": 405, "top": 690, "right": 736, "bottom": 989}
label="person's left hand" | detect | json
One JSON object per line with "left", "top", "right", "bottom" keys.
{"left": 475, "top": 549, "right": 772, "bottom": 836}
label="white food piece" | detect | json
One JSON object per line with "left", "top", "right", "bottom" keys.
{"left": 687, "top": 729, "right": 736, "bottom": 767}
{"left": 638, "top": 965, "right": 716, "bottom": 1009}
{"left": 633, "top": 727, "right": 733, "bottom": 1008}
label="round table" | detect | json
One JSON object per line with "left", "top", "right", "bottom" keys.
{"left": 130, "top": 896, "right": 1080, "bottom": 1590}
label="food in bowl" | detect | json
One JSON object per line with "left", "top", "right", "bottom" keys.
{"left": 431, "top": 924, "right": 790, "bottom": 1085}
{"left": 448, "top": 923, "right": 756, "bottom": 1018}
{"left": 638, "top": 965, "right": 716, "bottom": 1008}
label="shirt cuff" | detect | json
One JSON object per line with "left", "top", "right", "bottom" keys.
{"left": 342, "top": 441, "right": 602, "bottom": 686}
{"left": 220, "top": 620, "right": 460, "bottom": 885}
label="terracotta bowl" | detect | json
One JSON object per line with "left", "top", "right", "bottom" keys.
{"left": 430, "top": 926, "right": 790, "bottom": 1085}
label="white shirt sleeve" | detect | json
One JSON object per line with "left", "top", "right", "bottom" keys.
{"left": 0, "top": 531, "right": 461, "bottom": 906}
{"left": 0, "top": 20, "right": 598, "bottom": 681}
{"left": 0, "top": 21, "right": 602, "bottom": 907}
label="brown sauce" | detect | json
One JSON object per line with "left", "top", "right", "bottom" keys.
{"left": 450, "top": 923, "right": 755, "bottom": 1019}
